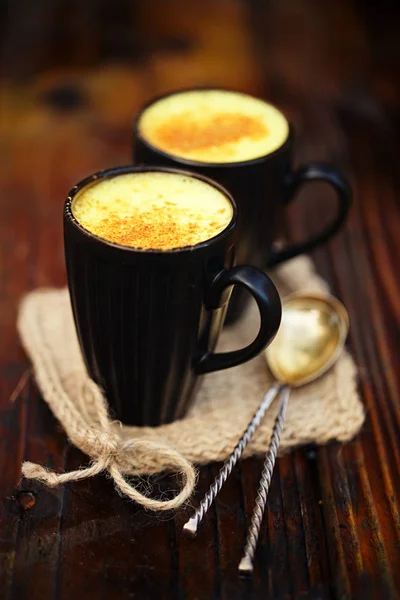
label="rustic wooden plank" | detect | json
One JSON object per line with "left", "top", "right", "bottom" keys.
{"left": 10, "top": 390, "right": 67, "bottom": 600}
{"left": 279, "top": 454, "right": 309, "bottom": 597}
{"left": 262, "top": 460, "right": 292, "bottom": 599}
{"left": 0, "top": 365, "right": 30, "bottom": 599}
{"left": 175, "top": 466, "right": 221, "bottom": 599}
{"left": 292, "top": 448, "right": 331, "bottom": 598}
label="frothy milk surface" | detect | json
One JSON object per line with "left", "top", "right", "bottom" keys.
{"left": 138, "top": 90, "right": 289, "bottom": 163}
{"left": 72, "top": 171, "right": 233, "bottom": 250}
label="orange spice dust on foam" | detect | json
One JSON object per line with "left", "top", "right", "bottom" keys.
{"left": 152, "top": 112, "right": 269, "bottom": 159}
{"left": 72, "top": 171, "right": 233, "bottom": 250}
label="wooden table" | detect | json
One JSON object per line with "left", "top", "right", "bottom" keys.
{"left": 0, "top": 1, "right": 399, "bottom": 598}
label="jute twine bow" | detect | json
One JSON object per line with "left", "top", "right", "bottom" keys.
{"left": 20, "top": 315, "right": 196, "bottom": 510}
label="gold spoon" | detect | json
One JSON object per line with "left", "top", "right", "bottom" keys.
{"left": 238, "top": 292, "right": 349, "bottom": 574}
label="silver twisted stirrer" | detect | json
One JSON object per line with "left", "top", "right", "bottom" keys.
{"left": 183, "top": 382, "right": 281, "bottom": 536}
{"left": 238, "top": 386, "right": 289, "bottom": 574}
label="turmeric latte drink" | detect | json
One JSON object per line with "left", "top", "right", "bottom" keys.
{"left": 72, "top": 170, "right": 233, "bottom": 250}
{"left": 138, "top": 89, "right": 289, "bottom": 164}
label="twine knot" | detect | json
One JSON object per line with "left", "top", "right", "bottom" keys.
{"left": 85, "top": 432, "right": 121, "bottom": 462}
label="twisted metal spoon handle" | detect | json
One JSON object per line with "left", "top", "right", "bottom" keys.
{"left": 183, "top": 382, "right": 281, "bottom": 536}
{"left": 238, "top": 385, "right": 290, "bottom": 574}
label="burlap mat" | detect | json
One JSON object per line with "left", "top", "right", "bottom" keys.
{"left": 17, "top": 257, "right": 364, "bottom": 511}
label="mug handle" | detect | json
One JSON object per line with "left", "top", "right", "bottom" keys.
{"left": 195, "top": 266, "right": 281, "bottom": 374}
{"left": 267, "top": 162, "right": 352, "bottom": 267}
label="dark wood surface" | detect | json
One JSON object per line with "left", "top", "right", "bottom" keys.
{"left": 0, "top": 1, "right": 399, "bottom": 598}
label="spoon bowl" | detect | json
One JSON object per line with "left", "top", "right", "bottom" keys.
{"left": 266, "top": 292, "right": 349, "bottom": 387}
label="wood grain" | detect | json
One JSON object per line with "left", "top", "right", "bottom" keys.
{"left": 0, "top": 1, "right": 399, "bottom": 598}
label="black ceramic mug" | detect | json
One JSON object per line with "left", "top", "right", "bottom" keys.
{"left": 64, "top": 165, "right": 281, "bottom": 426}
{"left": 133, "top": 89, "right": 352, "bottom": 324}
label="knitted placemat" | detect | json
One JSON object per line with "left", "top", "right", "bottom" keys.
{"left": 17, "top": 257, "right": 364, "bottom": 511}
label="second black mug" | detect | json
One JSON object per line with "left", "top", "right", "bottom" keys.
{"left": 133, "top": 88, "right": 352, "bottom": 323}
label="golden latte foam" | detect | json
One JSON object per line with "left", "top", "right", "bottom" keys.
{"left": 138, "top": 90, "right": 289, "bottom": 163}
{"left": 72, "top": 171, "right": 233, "bottom": 250}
